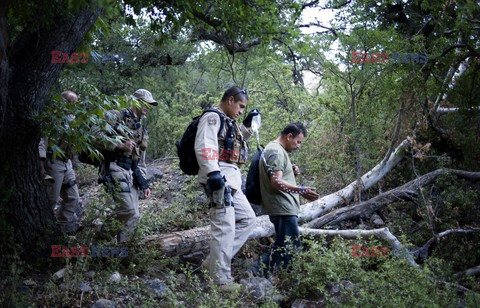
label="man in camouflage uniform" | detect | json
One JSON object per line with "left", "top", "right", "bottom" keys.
{"left": 194, "top": 86, "right": 260, "bottom": 291}
{"left": 93, "top": 89, "right": 156, "bottom": 243}
{"left": 39, "top": 90, "right": 82, "bottom": 234}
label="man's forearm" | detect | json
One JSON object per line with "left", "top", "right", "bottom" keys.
{"left": 271, "top": 175, "right": 303, "bottom": 194}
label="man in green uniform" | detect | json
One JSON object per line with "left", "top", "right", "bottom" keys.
{"left": 93, "top": 89, "right": 157, "bottom": 243}
{"left": 259, "top": 122, "right": 319, "bottom": 275}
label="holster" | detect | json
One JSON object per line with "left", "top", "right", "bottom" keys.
{"left": 204, "top": 182, "right": 234, "bottom": 208}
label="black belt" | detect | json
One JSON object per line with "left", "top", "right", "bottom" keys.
{"left": 114, "top": 155, "right": 137, "bottom": 171}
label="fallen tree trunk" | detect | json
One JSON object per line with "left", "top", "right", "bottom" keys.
{"left": 143, "top": 214, "right": 276, "bottom": 258}
{"left": 305, "top": 169, "right": 480, "bottom": 229}
{"left": 144, "top": 140, "right": 410, "bottom": 256}
{"left": 298, "top": 139, "right": 409, "bottom": 222}
{"left": 144, "top": 226, "right": 211, "bottom": 257}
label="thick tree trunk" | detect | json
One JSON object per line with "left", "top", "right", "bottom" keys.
{"left": 144, "top": 140, "right": 410, "bottom": 257}
{"left": 0, "top": 6, "right": 100, "bottom": 262}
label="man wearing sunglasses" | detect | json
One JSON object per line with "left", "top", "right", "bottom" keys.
{"left": 195, "top": 86, "right": 260, "bottom": 292}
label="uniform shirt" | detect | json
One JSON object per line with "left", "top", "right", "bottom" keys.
{"left": 38, "top": 114, "right": 76, "bottom": 160}
{"left": 194, "top": 107, "right": 252, "bottom": 191}
{"left": 92, "top": 109, "right": 148, "bottom": 178}
{"left": 259, "top": 141, "right": 300, "bottom": 216}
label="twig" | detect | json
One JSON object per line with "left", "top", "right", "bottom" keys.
{"left": 421, "top": 228, "right": 480, "bottom": 250}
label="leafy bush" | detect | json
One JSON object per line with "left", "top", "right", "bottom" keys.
{"left": 277, "top": 237, "right": 457, "bottom": 307}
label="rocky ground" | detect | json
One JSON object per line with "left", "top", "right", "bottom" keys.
{"left": 5, "top": 159, "right": 357, "bottom": 307}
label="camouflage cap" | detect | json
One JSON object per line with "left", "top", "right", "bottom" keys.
{"left": 132, "top": 89, "right": 158, "bottom": 106}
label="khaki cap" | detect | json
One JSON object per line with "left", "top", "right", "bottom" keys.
{"left": 132, "top": 89, "right": 158, "bottom": 106}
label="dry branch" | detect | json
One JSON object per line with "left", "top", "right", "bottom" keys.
{"left": 454, "top": 265, "right": 480, "bottom": 279}
{"left": 422, "top": 227, "right": 480, "bottom": 250}
{"left": 304, "top": 169, "right": 480, "bottom": 229}
{"left": 300, "top": 227, "right": 418, "bottom": 266}
{"left": 298, "top": 139, "right": 410, "bottom": 222}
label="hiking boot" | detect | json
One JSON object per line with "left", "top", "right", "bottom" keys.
{"left": 219, "top": 282, "right": 243, "bottom": 293}
{"left": 249, "top": 261, "right": 270, "bottom": 278}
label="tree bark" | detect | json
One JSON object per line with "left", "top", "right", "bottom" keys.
{"left": 0, "top": 6, "right": 100, "bottom": 262}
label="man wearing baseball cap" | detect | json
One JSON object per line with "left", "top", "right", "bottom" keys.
{"left": 93, "top": 88, "right": 157, "bottom": 243}
{"left": 132, "top": 88, "right": 158, "bottom": 106}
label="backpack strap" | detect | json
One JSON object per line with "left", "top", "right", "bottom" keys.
{"left": 201, "top": 108, "right": 225, "bottom": 136}
{"left": 259, "top": 146, "right": 274, "bottom": 178}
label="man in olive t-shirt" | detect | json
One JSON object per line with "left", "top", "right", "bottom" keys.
{"left": 259, "top": 122, "right": 319, "bottom": 275}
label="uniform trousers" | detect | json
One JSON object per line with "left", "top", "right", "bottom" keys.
{"left": 45, "top": 159, "right": 81, "bottom": 233}
{"left": 205, "top": 188, "right": 256, "bottom": 284}
{"left": 107, "top": 162, "right": 140, "bottom": 243}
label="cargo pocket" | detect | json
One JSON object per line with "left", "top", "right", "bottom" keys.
{"left": 118, "top": 178, "right": 131, "bottom": 193}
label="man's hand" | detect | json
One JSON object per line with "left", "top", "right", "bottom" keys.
{"left": 300, "top": 187, "right": 320, "bottom": 201}
{"left": 116, "top": 140, "right": 135, "bottom": 153}
{"left": 292, "top": 164, "right": 301, "bottom": 177}
{"left": 143, "top": 188, "right": 151, "bottom": 199}
{"left": 242, "top": 109, "right": 260, "bottom": 128}
{"left": 207, "top": 171, "right": 225, "bottom": 191}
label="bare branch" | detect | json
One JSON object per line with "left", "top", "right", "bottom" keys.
{"left": 299, "top": 139, "right": 410, "bottom": 222}
{"left": 297, "top": 23, "right": 340, "bottom": 38}
{"left": 422, "top": 227, "right": 480, "bottom": 250}
{"left": 305, "top": 169, "right": 480, "bottom": 229}
{"left": 300, "top": 227, "right": 418, "bottom": 266}
{"left": 454, "top": 265, "right": 480, "bottom": 279}
{"left": 194, "top": 29, "right": 261, "bottom": 55}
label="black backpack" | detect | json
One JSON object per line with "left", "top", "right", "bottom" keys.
{"left": 176, "top": 109, "right": 225, "bottom": 175}
{"left": 245, "top": 146, "right": 273, "bottom": 206}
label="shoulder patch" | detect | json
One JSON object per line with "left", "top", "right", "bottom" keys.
{"left": 207, "top": 114, "right": 218, "bottom": 126}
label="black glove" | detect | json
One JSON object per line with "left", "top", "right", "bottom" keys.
{"left": 133, "top": 168, "right": 149, "bottom": 190}
{"left": 207, "top": 171, "right": 225, "bottom": 191}
{"left": 242, "top": 109, "right": 260, "bottom": 128}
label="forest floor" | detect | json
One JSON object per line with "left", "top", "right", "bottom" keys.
{"left": 8, "top": 160, "right": 293, "bottom": 307}
{"left": 5, "top": 159, "right": 478, "bottom": 307}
